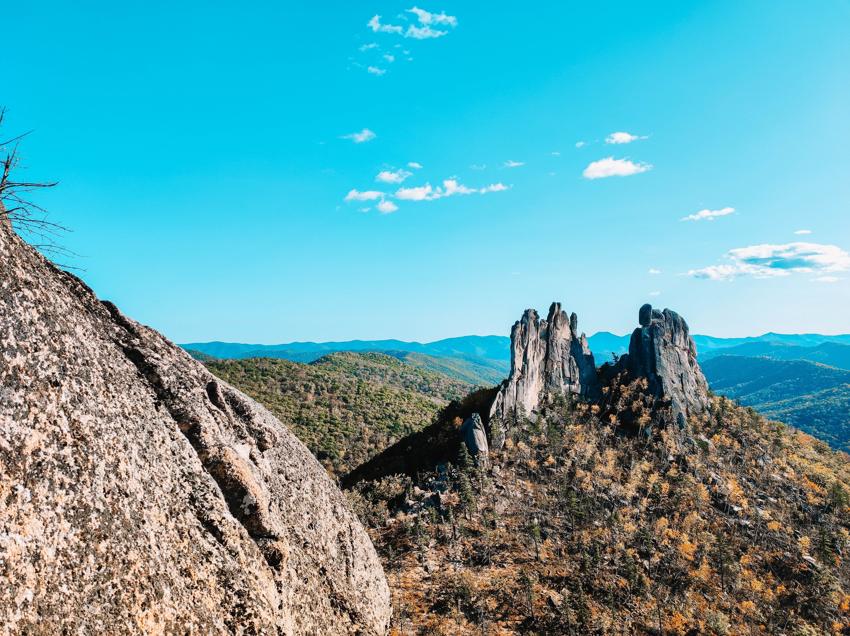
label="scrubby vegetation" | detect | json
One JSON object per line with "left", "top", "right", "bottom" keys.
{"left": 348, "top": 389, "right": 850, "bottom": 635}
{"left": 207, "top": 352, "right": 473, "bottom": 475}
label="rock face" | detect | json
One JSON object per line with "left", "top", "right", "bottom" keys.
{"left": 490, "top": 302, "right": 598, "bottom": 426}
{"left": 461, "top": 413, "right": 489, "bottom": 459}
{"left": 0, "top": 213, "right": 390, "bottom": 635}
{"left": 623, "top": 304, "right": 710, "bottom": 423}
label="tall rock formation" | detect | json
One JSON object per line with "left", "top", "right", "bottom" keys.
{"left": 622, "top": 304, "right": 710, "bottom": 424}
{"left": 490, "top": 302, "right": 598, "bottom": 426}
{"left": 0, "top": 211, "right": 390, "bottom": 635}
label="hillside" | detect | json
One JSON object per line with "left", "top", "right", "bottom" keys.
{"left": 338, "top": 304, "right": 850, "bottom": 634}
{"left": 347, "top": 395, "right": 850, "bottom": 635}
{"left": 388, "top": 351, "right": 506, "bottom": 386}
{"left": 703, "top": 355, "right": 850, "bottom": 453}
{"left": 206, "top": 352, "right": 474, "bottom": 475}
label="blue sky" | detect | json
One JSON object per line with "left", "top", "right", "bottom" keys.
{"left": 5, "top": 1, "right": 850, "bottom": 342}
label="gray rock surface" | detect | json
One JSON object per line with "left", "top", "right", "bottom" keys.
{"left": 490, "top": 302, "right": 599, "bottom": 427}
{"left": 0, "top": 211, "right": 390, "bottom": 635}
{"left": 624, "top": 304, "right": 710, "bottom": 422}
{"left": 460, "top": 413, "right": 489, "bottom": 459}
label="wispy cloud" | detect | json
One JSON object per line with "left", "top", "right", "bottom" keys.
{"left": 342, "top": 128, "right": 376, "bottom": 143}
{"left": 504, "top": 160, "right": 525, "bottom": 168}
{"left": 550, "top": 151, "right": 561, "bottom": 156}
{"left": 345, "top": 189, "right": 384, "bottom": 202}
{"left": 406, "top": 25, "right": 448, "bottom": 39}
{"left": 383, "top": 54, "right": 395, "bottom": 63}
{"left": 648, "top": 268, "right": 662, "bottom": 275}
{"left": 395, "top": 179, "right": 509, "bottom": 201}
{"left": 687, "top": 242, "right": 850, "bottom": 280}
{"left": 408, "top": 6, "right": 457, "bottom": 27}
{"left": 681, "top": 207, "right": 735, "bottom": 222}
{"left": 376, "top": 168, "right": 412, "bottom": 184}
{"left": 407, "top": 161, "right": 423, "bottom": 169}
{"left": 575, "top": 141, "right": 586, "bottom": 148}
{"left": 582, "top": 157, "right": 652, "bottom": 179}
{"left": 367, "top": 66, "right": 386, "bottom": 76}
{"left": 368, "top": 15, "right": 403, "bottom": 35}
{"left": 367, "top": 8, "right": 457, "bottom": 40}
{"left": 470, "top": 164, "right": 486, "bottom": 170}
{"left": 605, "top": 131, "right": 648, "bottom": 144}
{"left": 377, "top": 200, "right": 398, "bottom": 214}
{"left": 649, "top": 291, "right": 661, "bottom": 297}
{"left": 795, "top": 229, "right": 812, "bottom": 235}
{"left": 359, "top": 42, "right": 379, "bottom": 52}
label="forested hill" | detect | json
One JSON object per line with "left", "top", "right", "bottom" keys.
{"left": 206, "top": 352, "right": 474, "bottom": 475}
{"left": 703, "top": 355, "right": 850, "bottom": 452}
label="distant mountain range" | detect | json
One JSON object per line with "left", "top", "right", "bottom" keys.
{"left": 182, "top": 331, "right": 850, "bottom": 371}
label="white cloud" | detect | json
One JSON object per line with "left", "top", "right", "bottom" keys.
{"left": 359, "top": 42, "right": 379, "bottom": 51}
{"left": 395, "top": 184, "right": 435, "bottom": 201}
{"left": 648, "top": 268, "right": 662, "bottom": 275}
{"left": 504, "top": 160, "right": 525, "bottom": 168}
{"left": 395, "top": 179, "right": 510, "bottom": 201}
{"left": 344, "top": 189, "right": 384, "bottom": 202}
{"left": 582, "top": 157, "right": 652, "bottom": 179}
{"left": 688, "top": 242, "right": 850, "bottom": 281}
{"left": 442, "top": 179, "right": 476, "bottom": 196}
{"left": 383, "top": 54, "right": 395, "bottom": 63}
{"left": 342, "top": 128, "right": 376, "bottom": 143}
{"left": 407, "top": 161, "right": 423, "bottom": 169}
{"left": 681, "top": 207, "right": 735, "bottom": 222}
{"left": 814, "top": 275, "right": 841, "bottom": 283}
{"left": 795, "top": 229, "right": 812, "bottom": 235}
{"left": 367, "top": 9, "right": 457, "bottom": 40}
{"left": 408, "top": 7, "right": 457, "bottom": 27}
{"left": 367, "top": 66, "right": 386, "bottom": 76}
{"left": 605, "top": 131, "right": 647, "bottom": 144}
{"left": 649, "top": 291, "right": 661, "bottom": 297}
{"left": 377, "top": 200, "right": 398, "bottom": 214}
{"left": 376, "top": 168, "right": 413, "bottom": 184}
{"left": 368, "top": 15, "right": 403, "bottom": 34}
{"left": 406, "top": 25, "right": 448, "bottom": 39}
{"left": 575, "top": 141, "right": 586, "bottom": 148}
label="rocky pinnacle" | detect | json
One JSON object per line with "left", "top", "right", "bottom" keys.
{"left": 490, "top": 302, "right": 599, "bottom": 429}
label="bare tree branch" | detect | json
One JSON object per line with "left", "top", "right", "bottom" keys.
{"left": 0, "top": 107, "right": 77, "bottom": 268}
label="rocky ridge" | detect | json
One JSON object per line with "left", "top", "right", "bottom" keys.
{"left": 0, "top": 209, "right": 390, "bottom": 635}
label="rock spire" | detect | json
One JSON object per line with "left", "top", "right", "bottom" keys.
{"left": 490, "top": 302, "right": 599, "bottom": 426}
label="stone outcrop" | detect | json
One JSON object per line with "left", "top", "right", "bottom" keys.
{"left": 490, "top": 302, "right": 598, "bottom": 426}
{"left": 621, "top": 304, "right": 710, "bottom": 424}
{"left": 0, "top": 212, "right": 390, "bottom": 635}
{"left": 461, "top": 413, "right": 489, "bottom": 460}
